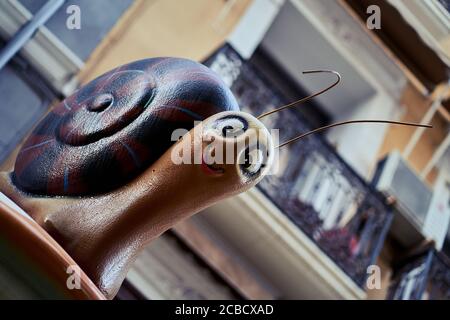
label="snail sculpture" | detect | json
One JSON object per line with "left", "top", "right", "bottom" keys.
{"left": 0, "top": 57, "right": 429, "bottom": 299}
{"left": 0, "top": 58, "right": 273, "bottom": 298}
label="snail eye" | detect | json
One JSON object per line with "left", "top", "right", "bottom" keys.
{"left": 214, "top": 116, "right": 248, "bottom": 138}
{"left": 239, "top": 146, "right": 266, "bottom": 177}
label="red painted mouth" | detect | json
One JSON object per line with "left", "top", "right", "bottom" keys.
{"left": 201, "top": 154, "right": 224, "bottom": 175}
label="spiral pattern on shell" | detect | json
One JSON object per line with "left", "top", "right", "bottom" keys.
{"left": 13, "top": 58, "right": 239, "bottom": 196}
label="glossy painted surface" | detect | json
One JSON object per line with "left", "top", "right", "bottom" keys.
{"left": 0, "top": 197, "right": 105, "bottom": 299}
{"left": 0, "top": 56, "right": 280, "bottom": 298}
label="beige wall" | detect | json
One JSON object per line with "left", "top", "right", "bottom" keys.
{"left": 378, "top": 83, "right": 448, "bottom": 185}
{"left": 78, "top": 0, "right": 252, "bottom": 83}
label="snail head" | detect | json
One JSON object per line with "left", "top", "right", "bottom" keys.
{"left": 170, "top": 111, "right": 275, "bottom": 199}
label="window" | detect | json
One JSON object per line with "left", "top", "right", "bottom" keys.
{"left": 0, "top": 52, "right": 56, "bottom": 163}
{"left": 19, "top": 0, "right": 133, "bottom": 61}
{"left": 0, "top": 0, "right": 133, "bottom": 164}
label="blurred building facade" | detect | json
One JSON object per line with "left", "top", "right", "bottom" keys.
{"left": 0, "top": 0, "right": 449, "bottom": 300}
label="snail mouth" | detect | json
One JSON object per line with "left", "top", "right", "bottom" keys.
{"left": 200, "top": 155, "right": 224, "bottom": 176}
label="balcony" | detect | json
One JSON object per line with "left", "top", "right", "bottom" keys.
{"left": 389, "top": 246, "right": 450, "bottom": 300}
{"left": 202, "top": 45, "right": 394, "bottom": 295}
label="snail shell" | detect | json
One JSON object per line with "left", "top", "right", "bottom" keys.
{"left": 12, "top": 58, "right": 239, "bottom": 196}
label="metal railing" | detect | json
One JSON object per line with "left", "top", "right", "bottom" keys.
{"left": 389, "top": 247, "right": 450, "bottom": 300}
{"left": 205, "top": 44, "right": 394, "bottom": 287}
{"left": 0, "top": 0, "right": 65, "bottom": 70}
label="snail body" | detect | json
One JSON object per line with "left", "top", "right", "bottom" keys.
{"left": 39, "top": 111, "right": 273, "bottom": 297}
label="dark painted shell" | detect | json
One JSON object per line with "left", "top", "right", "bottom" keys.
{"left": 13, "top": 58, "right": 239, "bottom": 196}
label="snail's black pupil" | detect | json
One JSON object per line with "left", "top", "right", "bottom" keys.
{"left": 243, "top": 150, "right": 251, "bottom": 168}
{"left": 222, "top": 125, "right": 234, "bottom": 136}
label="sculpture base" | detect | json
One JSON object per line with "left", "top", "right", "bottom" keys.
{"left": 0, "top": 193, "right": 105, "bottom": 300}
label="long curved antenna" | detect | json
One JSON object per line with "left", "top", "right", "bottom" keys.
{"left": 277, "top": 120, "right": 432, "bottom": 148}
{"left": 257, "top": 70, "right": 341, "bottom": 119}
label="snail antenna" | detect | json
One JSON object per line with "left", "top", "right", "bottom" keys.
{"left": 257, "top": 70, "right": 341, "bottom": 119}
{"left": 277, "top": 120, "right": 432, "bottom": 148}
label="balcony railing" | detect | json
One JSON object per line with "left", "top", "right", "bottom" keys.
{"left": 389, "top": 247, "right": 450, "bottom": 300}
{"left": 205, "top": 44, "right": 394, "bottom": 287}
